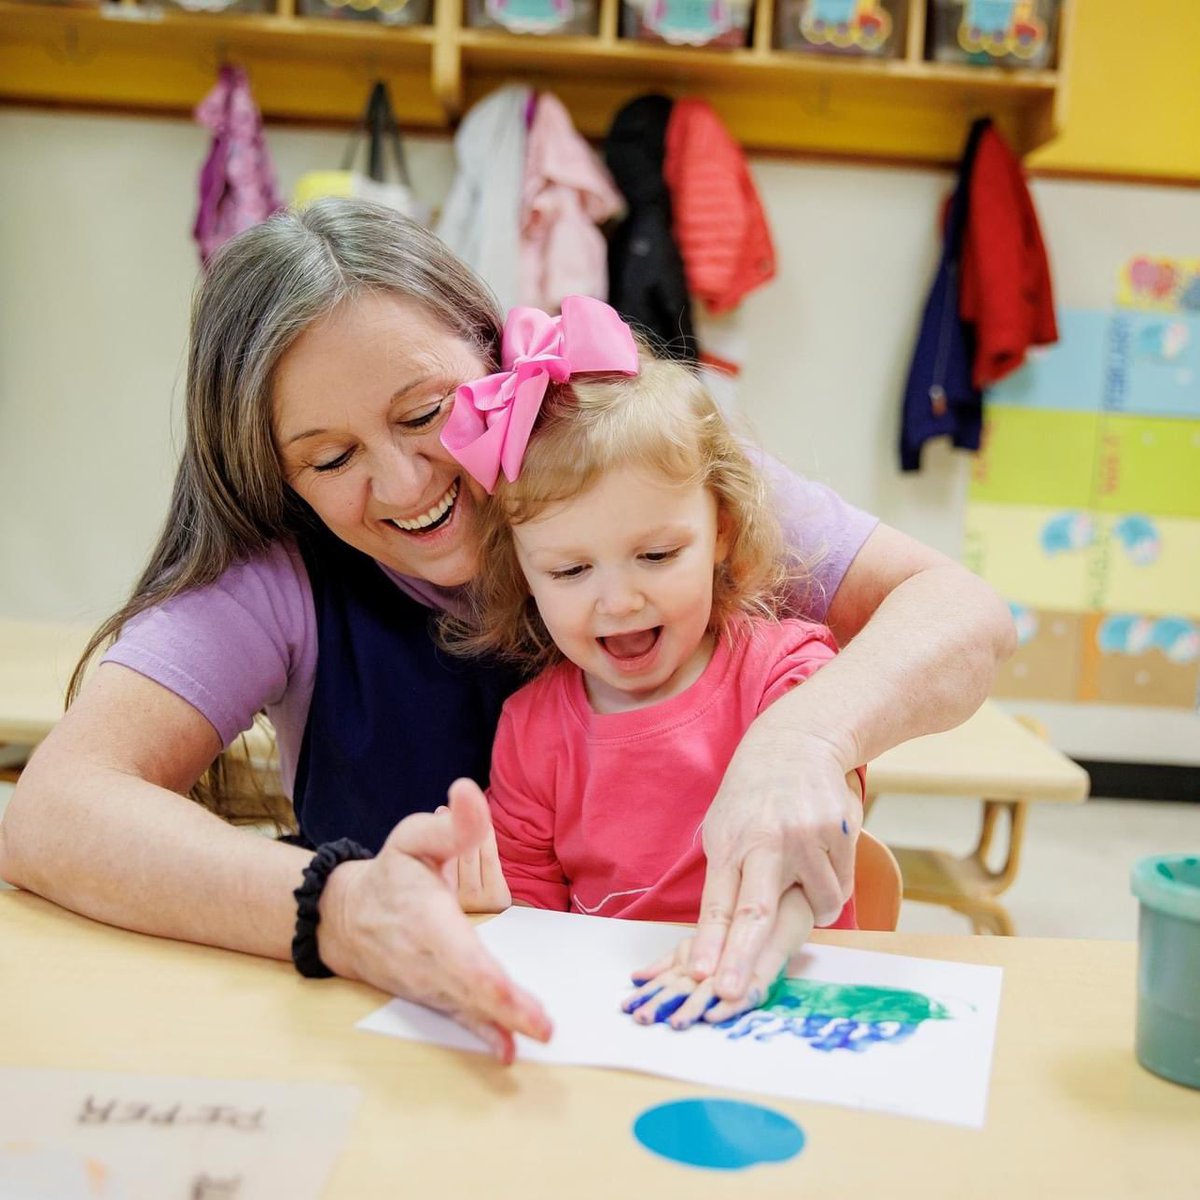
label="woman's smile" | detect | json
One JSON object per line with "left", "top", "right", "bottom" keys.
{"left": 387, "top": 478, "right": 461, "bottom": 535}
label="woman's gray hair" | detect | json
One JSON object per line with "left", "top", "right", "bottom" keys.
{"left": 69, "top": 199, "right": 503, "bottom": 822}
{"left": 189, "top": 198, "right": 503, "bottom": 553}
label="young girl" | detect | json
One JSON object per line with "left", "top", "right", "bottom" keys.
{"left": 440, "top": 295, "right": 862, "bottom": 1031}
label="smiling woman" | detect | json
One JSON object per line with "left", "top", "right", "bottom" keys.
{"left": 0, "top": 199, "right": 1014, "bottom": 1062}
{"left": 273, "top": 291, "right": 489, "bottom": 587}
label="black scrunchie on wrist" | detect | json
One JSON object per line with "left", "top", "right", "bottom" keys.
{"left": 291, "top": 838, "right": 374, "bottom": 979}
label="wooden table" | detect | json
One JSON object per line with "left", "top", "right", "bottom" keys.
{"left": 868, "top": 701, "right": 1090, "bottom": 805}
{"left": 867, "top": 702, "right": 1091, "bottom": 935}
{"left": 1, "top": 891, "right": 1193, "bottom": 1198}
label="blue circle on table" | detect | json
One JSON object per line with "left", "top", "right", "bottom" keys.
{"left": 633, "top": 1098, "right": 805, "bottom": 1171}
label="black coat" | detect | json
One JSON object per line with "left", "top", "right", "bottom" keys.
{"left": 604, "top": 94, "right": 697, "bottom": 363}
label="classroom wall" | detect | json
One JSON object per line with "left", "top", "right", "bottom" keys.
{"left": 0, "top": 107, "right": 1196, "bottom": 765}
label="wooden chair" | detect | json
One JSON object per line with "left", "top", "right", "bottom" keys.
{"left": 883, "top": 715, "right": 1048, "bottom": 936}
{"left": 853, "top": 828, "right": 903, "bottom": 932}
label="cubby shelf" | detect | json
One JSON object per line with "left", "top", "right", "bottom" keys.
{"left": 0, "top": 0, "right": 1072, "bottom": 159}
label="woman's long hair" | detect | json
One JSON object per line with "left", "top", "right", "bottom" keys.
{"left": 69, "top": 199, "right": 503, "bottom": 822}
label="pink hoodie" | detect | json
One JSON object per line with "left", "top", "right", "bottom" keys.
{"left": 519, "top": 94, "right": 624, "bottom": 313}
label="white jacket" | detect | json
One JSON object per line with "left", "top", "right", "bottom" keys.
{"left": 436, "top": 85, "right": 530, "bottom": 314}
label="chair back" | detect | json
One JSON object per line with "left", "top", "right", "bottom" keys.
{"left": 854, "top": 828, "right": 903, "bottom": 931}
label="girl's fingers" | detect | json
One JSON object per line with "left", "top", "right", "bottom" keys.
{"left": 703, "top": 972, "right": 777, "bottom": 1025}
{"left": 630, "top": 974, "right": 698, "bottom": 1025}
{"left": 621, "top": 980, "right": 665, "bottom": 1014}
{"left": 631, "top": 940, "right": 691, "bottom": 986}
{"left": 666, "top": 977, "right": 718, "bottom": 1030}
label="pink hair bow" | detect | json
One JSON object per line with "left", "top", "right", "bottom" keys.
{"left": 440, "top": 294, "right": 639, "bottom": 494}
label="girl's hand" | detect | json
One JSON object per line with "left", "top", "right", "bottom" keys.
{"left": 316, "top": 780, "right": 549, "bottom": 1064}
{"left": 622, "top": 887, "right": 815, "bottom": 1030}
{"left": 439, "top": 778, "right": 512, "bottom": 914}
{"left": 690, "top": 731, "right": 860, "bottom": 1004}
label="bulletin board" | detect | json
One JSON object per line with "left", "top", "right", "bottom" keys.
{"left": 963, "top": 258, "right": 1200, "bottom": 710}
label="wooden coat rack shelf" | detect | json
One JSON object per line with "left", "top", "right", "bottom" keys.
{"left": 0, "top": 0, "right": 1073, "bottom": 159}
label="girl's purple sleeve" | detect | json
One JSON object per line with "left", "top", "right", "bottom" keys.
{"left": 100, "top": 541, "right": 317, "bottom": 763}
{"left": 755, "top": 452, "right": 880, "bottom": 623}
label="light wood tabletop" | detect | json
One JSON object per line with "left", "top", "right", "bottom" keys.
{"left": 867, "top": 700, "right": 1090, "bottom": 804}
{"left": 1, "top": 890, "right": 1194, "bottom": 1198}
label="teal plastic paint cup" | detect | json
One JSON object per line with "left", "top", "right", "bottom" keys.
{"left": 1131, "top": 854, "right": 1200, "bottom": 1089}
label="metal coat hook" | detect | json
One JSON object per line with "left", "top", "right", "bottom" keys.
{"left": 46, "top": 22, "right": 98, "bottom": 67}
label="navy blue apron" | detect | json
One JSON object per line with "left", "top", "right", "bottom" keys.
{"left": 290, "top": 522, "right": 520, "bottom": 853}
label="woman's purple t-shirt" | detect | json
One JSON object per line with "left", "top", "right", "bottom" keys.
{"left": 102, "top": 460, "right": 877, "bottom": 797}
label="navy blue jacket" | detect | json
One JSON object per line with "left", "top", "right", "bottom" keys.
{"left": 899, "top": 118, "right": 991, "bottom": 472}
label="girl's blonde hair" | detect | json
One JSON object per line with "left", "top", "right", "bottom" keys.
{"left": 446, "top": 354, "right": 793, "bottom": 674}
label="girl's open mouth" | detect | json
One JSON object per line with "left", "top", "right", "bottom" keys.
{"left": 599, "top": 627, "right": 663, "bottom": 661}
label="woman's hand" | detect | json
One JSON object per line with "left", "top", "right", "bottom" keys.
{"left": 689, "top": 729, "right": 861, "bottom": 1004}
{"left": 623, "top": 887, "right": 815, "bottom": 1030}
{"left": 439, "top": 778, "right": 513, "bottom": 914}
{"left": 316, "top": 781, "right": 550, "bottom": 1064}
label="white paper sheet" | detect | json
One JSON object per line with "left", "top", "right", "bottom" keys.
{"left": 358, "top": 908, "right": 1003, "bottom": 1128}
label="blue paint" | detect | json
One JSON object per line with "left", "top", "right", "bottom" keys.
{"left": 651, "top": 993, "right": 689, "bottom": 1023}
{"left": 717, "top": 1009, "right": 919, "bottom": 1051}
{"left": 623, "top": 986, "right": 661, "bottom": 1013}
{"left": 633, "top": 1099, "right": 805, "bottom": 1171}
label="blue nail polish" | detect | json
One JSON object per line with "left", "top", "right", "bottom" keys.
{"left": 841, "top": 819, "right": 849, "bottom": 835}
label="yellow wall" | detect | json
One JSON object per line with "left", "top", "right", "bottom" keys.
{"left": 1033, "top": 0, "right": 1200, "bottom": 180}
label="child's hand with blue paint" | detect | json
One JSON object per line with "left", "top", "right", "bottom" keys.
{"left": 439, "top": 778, "right": 513, "bottom": 914}
{"left": 621, "top": 888, "right": 815, "bottom": 1030}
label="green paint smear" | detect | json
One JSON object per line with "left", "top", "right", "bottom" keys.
{"left": 763, "top": 978, "right": 953, "bottom": 1025}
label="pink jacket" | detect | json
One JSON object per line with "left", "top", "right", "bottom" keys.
{"left": 519, "top": 94, "right": 624, "bottom": 313}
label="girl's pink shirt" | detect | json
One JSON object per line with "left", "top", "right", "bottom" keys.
{"left": 488, "top": 617, "right": 861, "bottom": 927}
